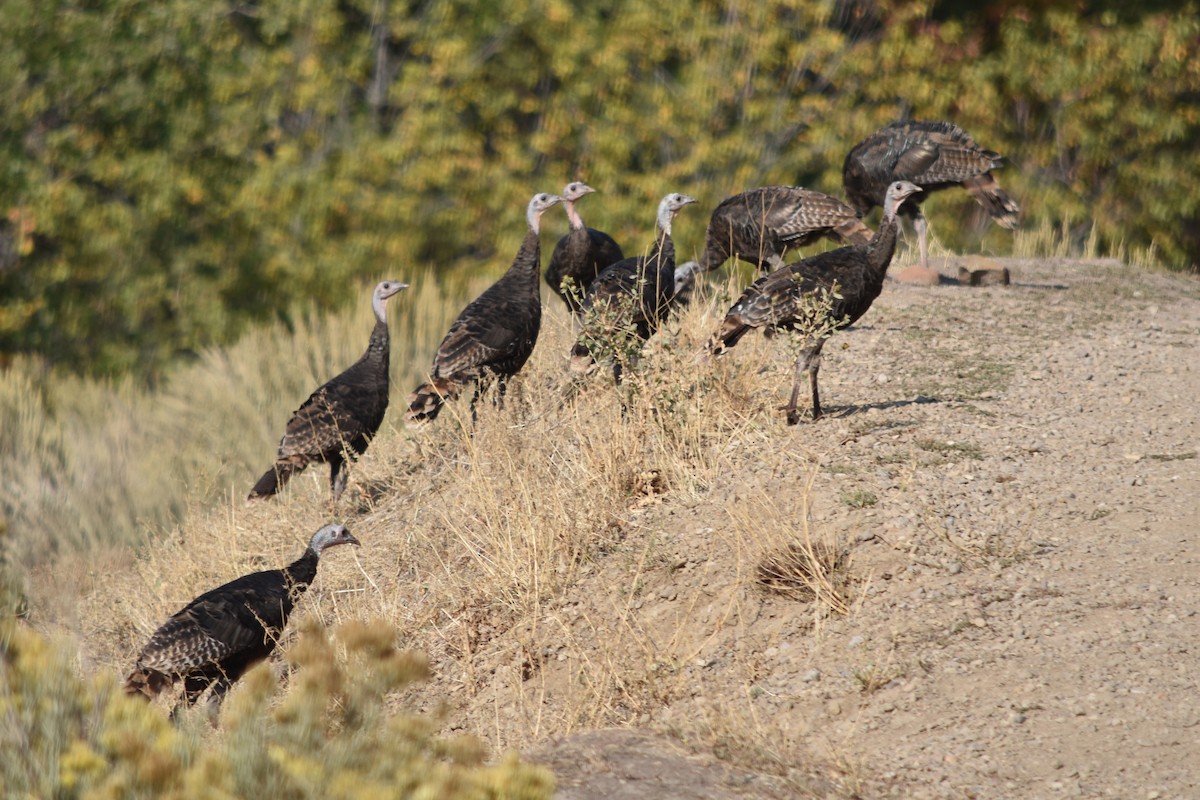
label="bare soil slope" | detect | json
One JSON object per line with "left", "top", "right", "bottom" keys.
{"left": 522, "top": 257, "right": 1200, "bottom": 797}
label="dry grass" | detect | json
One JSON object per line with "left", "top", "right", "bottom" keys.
{"left": 53, "top": 273, "right": 879, "bottom": 797}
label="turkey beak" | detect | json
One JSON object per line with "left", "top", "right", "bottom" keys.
{"left": 344, "top": 531, "right": 361, "bottom": 547}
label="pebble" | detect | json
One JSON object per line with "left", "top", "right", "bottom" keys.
{"left": 802, "top": 668, "right": 822, "bottom": 683}
{"left": 848, "top": 635, "right": 865, "bottom": 648}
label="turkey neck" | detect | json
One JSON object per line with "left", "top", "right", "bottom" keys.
{"left": 864, "top": 212, "right": 901, "bottom": 283}
{"left": 507, "top": 226, "right": 543, "bottom": 301}
{"left": 359, "top": 317, "right": 391, "bottom": 383}
{"left": 565, "top": 201, "right": 585, "bottom": 232}
{"left": 646, "top": 224, "right": 675, "bottom": 277}
{"left": 283, "top": 549, "right": 321, "bottom": 594}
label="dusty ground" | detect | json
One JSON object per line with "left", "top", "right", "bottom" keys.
{"left": 515, "top": 256, "right": 1200, "bottom": 798}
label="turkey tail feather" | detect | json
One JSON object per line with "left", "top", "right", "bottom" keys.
{"left": 709, "top": 319, "right": 752, "bottom": 355}
{"left": 407, "top": 378, "right": 455, "bottom": 423}
{"left": 963, "top": 175, "right": 1020, "bottom": 229}
{"left": 124, "top": 668, "right": 171, "bottom": 700}
{"left": 248, "top": 462, "right": 299, "bottom": 501}
{"left": 835, "top": 218, "right": 874, "bottom": 246}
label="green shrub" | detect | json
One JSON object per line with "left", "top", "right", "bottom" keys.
{"left": 0, "top": 615, "right": 554, "bottom": 799}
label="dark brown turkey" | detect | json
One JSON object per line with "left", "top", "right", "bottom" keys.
{"left": 696, "top": 186, "right": 873, "bottom": 274}
{"left": 570, "top": 192, "right": 696, "bottom": 380}
{"left": 248, "top": 280, "right": 408, "bottom": 504}
{"left": 544, "top": 181, "right": 625, "bottom": 314}
{"left": 843, "top": 119, "right": 1020, "bottom": 268}
{"left": 711, "top": 180, "right": 921, "bottom": 424}
{"left": 407, "top": 192, "right": 562, "bottom": 422}
{"left": 123, "top": 523, "right": 359, "bottom": 717}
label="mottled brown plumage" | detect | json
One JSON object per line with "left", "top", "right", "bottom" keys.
{"left": 570, "top": 193, "right": 696, "bottom": 380}
{"left": 544, "top": 182, "right": 625, "bottom": 314}
{"left": 711, "top": 181, "right": 921, "bottom": 424}
{"left": 123, "top": 523, "right": 359, "bottom": 716}
{"left": 407, "top": 192, "right": 562, "bottom": 422}
{"left": 248, "top": 280, "right": 408, "bottom": 503}
{"left": 697, "top": 186, "right": 873, "bottom": 273}
{"left": 843, "top": 119, "right": 1020, "bottom": 268}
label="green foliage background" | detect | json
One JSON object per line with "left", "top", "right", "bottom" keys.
{"left": 2, "top": 0, "right": 1198, "bottom": 378}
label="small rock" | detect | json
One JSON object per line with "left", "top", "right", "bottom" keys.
{"left": 947, "top": 562, "right": 963, "bottom": 575}
{"left": 958, "top": 261, "right": 1011, "bottom": 286}
{"left": 1009, "top": 711, "right": 1027, "bottom": 724}
{"left": 895, "top": 265, "right": 942, "bottom": 286}
{"left": 857, "top": 530, "right": 877, "bottom": 543}
{"left": 802, "top": 668, "right": 822, "bottom": 683}
{"left": 848, "top": 635, "right": 865, "bottom": 648}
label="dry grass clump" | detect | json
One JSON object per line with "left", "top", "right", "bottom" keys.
{"left": 730, "top": 467, "right": 852, "bottom": 618}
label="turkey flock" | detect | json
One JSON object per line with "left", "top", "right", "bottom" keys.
{"left": 125, "top": 119, "right": 1020, "bottom": 717}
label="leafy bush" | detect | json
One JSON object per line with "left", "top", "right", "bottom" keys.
{"left": 0, "top": 613, "right": 554, "bottom": 799}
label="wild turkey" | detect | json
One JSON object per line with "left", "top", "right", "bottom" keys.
{"left": 570, "top": 192, "right": 696, "bottom": 379}
{"left": 696, "top": 186, "right": 873, "bottom": 273}
{"left": 710, "top": 180, "right": 922, "bottom": 424}
{"left": 123, "top": 522, "right": 360, "bottom": 716}
{"left": 248, "top": 280, "right": 408, "bottom": 504}
{"left": 544, "top": 181, "right": 625, "bottom": 314}
{"left": 843, "top": 119, "right": 1020, "bottom": 269}
{"left": 669, "top": 260, "right": 704, "bottom": 309}
{"left": 407, "top": 192, "right": 562, "bottom": 423}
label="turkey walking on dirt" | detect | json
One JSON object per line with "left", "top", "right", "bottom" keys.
{"left": 710, "top": 181, "right": 922, "bottom": 424}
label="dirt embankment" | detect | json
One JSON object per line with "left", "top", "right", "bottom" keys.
{"left": 523, "top": 257, "right": 1200, "bottom": 798}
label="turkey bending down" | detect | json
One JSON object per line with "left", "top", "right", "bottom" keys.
{"left": 843, "top": 119, "right": 1020, "bottom": 269}
{"left": 695, "top": 186, "right": 873, "bottom": 274}
{"left": 570, "top": 192, "right": 696, "bottom": 381}
{"left": 544, "top": 181, "right": 625, "bottom": 314}
{"left": 710, "top": 181, "right": 922, "bottom": 425}
{"left": 123, "top": 523, "right": 360, "bottom": 717}
{"left": 407, "top": 192, "right": 562, "bottom": 423}
{"left": 248, "top": 280, "right": 408, "bottom": 504}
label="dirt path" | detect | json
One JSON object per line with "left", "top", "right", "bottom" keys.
{"left": 524, "top": 257, "right": 1200, "bottom": 798}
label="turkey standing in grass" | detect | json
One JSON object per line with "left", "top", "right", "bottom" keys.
{"left": 248, "top": 280, "right": 408, "bottom": 504}
{"left": 123, "top": 523, "right": 360, "bottom": 717}
{"left": 570, "top": 192, "right": 696, "bottom": 380}
{"left": 407, "top": 192, "right": 562, "bottom": 423}
{"left": 710, "top": 181, "right": 922, "bottom": 424}
{"left": 696, "top": 186, "right": 873, "bottom": 274}
{"left": 544, "top": 182, "right": 625, "bottom": 314}
{"left": 842, "top": 120, "right": 1020, "bottom": 269}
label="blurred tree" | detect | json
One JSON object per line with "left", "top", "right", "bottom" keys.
{"left": 1, "top": 0, "right": 1196, "bottom": 380}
